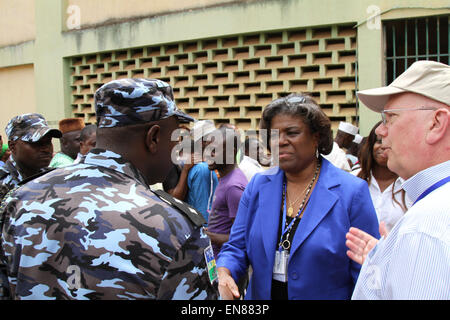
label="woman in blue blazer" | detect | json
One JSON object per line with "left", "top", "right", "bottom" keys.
{"left": 216, "top": 94, "right": 380, "bottom": 300}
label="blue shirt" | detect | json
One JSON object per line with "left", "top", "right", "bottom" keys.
{"left": 352, "top": 160, "right": 450, "bottom": 300}
{"left": 186, "top": 162, "right": 218, "bottom": 224}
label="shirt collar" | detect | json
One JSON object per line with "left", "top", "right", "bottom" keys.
{"left": 369, "top": 171, "right": 404, "bottom": 193}
{"left": 1, "top": 155, "right": 49, "bottom": 182}
{"left": 84, "top": 148, "right": 150, "bottom": 187}
{"left": 56, "top": 152, "right": 75, "bottom": 161}
{"left": 402, "top": 160, "right": 450, "bottom": 203}
{"left": 0, "top": 155, "right": 22, "bottom": 181}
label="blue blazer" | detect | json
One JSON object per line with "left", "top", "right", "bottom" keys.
{"left": 217, "top": 158, "right": 380, "bottom": 300}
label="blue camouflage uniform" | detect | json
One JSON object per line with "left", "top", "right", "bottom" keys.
{"left": 0, "top": 79, "right": 218, "bottom": 300}
{"left": 0, "top": 114, "right": 61, "bottom": 300}
{"left": 0, "top": 156, "right": 28, "bottom": 201}
{"left": 0, "top": 113, "right": 61, "bottom": 202}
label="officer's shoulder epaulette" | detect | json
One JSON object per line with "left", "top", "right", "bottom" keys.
{"left": 18, "top": 167, "right": 56, "bottom": 186}
{"left": 153, "top": 189, "right": 206, "bottom": 227}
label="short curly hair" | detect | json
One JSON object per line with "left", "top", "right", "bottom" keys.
{"left": 260, "top": 93, "right": 333, "bottom": 155}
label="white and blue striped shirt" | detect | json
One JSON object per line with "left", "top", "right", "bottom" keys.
{"left": 352, "top": 160, "right": 450, "bottom": 300}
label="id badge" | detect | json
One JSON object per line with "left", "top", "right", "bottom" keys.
{"left": 273, "top": 250, "right": 289, "bottom": 282}
{"left": 204, "top": 245, "right": 218, "bottom": 284}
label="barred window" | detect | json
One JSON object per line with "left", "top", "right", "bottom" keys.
{"left": 384, "top": 15, "right": 449, "bottom": 84}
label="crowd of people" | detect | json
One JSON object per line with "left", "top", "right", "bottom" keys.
{"left": 0, "top": 60, "right": 448, "bottom": 300}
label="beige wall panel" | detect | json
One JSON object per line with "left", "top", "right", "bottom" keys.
{"left": 66, "top": 0, "right": 248, "bottom": 28}
{"left": 0, "top": 0, "right": 35, "bottom": 47}
{"left": 0, "top": 65, "right": 36, "bottom": 138}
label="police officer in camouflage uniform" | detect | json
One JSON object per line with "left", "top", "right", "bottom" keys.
{"left": 0, "top": 113, "right": 62, "bottom": 299}
{"left": 0, "top": 79, "right": 218, "bottom": 300}
{"left": 0, "top": 113, "right": 62, "bottom": 201}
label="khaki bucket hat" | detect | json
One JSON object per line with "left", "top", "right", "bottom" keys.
{"left": 357, "top": 60, "right": 450, "bottom": 113}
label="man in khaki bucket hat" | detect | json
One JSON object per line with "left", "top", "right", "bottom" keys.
{"left": 346, "top": 60, "right": 450, "bottom": 300}
{"left": 357, "top": 60, "right": 450, "bottom": 112}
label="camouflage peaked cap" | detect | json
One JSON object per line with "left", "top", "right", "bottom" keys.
{"left": 95, "top": 78, "right": 194, "bottom": 128}
{"left": 5, "top": 113, "right": 62, "bottom": 142}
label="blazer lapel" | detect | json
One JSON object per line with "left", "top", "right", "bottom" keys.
{"left": 289, "top": 160, "right": 339, "bottom": 257}
{"left": 258, "top": 167, "right": 284, "bottom": 263}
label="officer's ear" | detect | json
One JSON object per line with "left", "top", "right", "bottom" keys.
{"left": 8, "top": 140, "right": 17, "bottom": 154}
{"left": 145, "top": 124, "right": 160, "bottom": 154}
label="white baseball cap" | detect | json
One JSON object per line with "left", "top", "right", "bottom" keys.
{"left": 338, "top": 121, "right": 359, "bottom": 135}
{"left": 352, "top": 134, "right": 363, "bottom": 144}
{"left": 357, "top": 60, "right": 450, "bottom": 113}
{"left": 191, "top": 120, "right": 216, "bottom": 142}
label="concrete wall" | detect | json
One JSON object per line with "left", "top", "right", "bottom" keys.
{"left": 0, "top": 0, "right": 35, "bottom": 47}
{"left": 0, "top": 65, "right": 36, "bottom": 136}
{"left": 64, "top": 0, "right": 253, "bottom": 30}
{"left": 0, "top": 0, "right": 449, "bottom": 139}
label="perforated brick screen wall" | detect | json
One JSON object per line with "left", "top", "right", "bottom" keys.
{"left": 69, "top": 23, "right": 358, "bottom": 133}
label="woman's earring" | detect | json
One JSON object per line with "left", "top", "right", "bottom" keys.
{"left": 316, "top": 149, "right": 319, "bottom": 159}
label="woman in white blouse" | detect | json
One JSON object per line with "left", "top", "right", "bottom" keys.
{"left": 352, "top": 121, "right": 411, "bottom": 232}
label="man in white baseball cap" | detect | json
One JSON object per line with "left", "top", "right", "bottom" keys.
{"left": 336, "top": 121, "right": 359, "bottom": 149}
{"left": 346, "top": 134, "right": 363, "bottom": 169}
{"left": 191, "top": 119, "right": 216, "bottom": 144}
{"left": 346, "top": 60, "right": 450, "bottom": 300}
{"left": 185, "top": 120, "right": 219, "bottom": 224}
{"left": 323, "top": 121, "right": 359, "bottom": 171}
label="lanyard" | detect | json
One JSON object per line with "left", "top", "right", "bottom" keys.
{"left": 278, "top": 182, "right": 307, "bottom": 251}
{"left": 413, "top": 176, "right": 450, "bottom": 205}
{"left": 277, "top": 162, "right": 320, "bottom": 251}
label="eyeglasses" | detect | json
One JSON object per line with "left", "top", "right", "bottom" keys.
{"left": 381, "top": 107, "right": 437, "bottom": 125}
